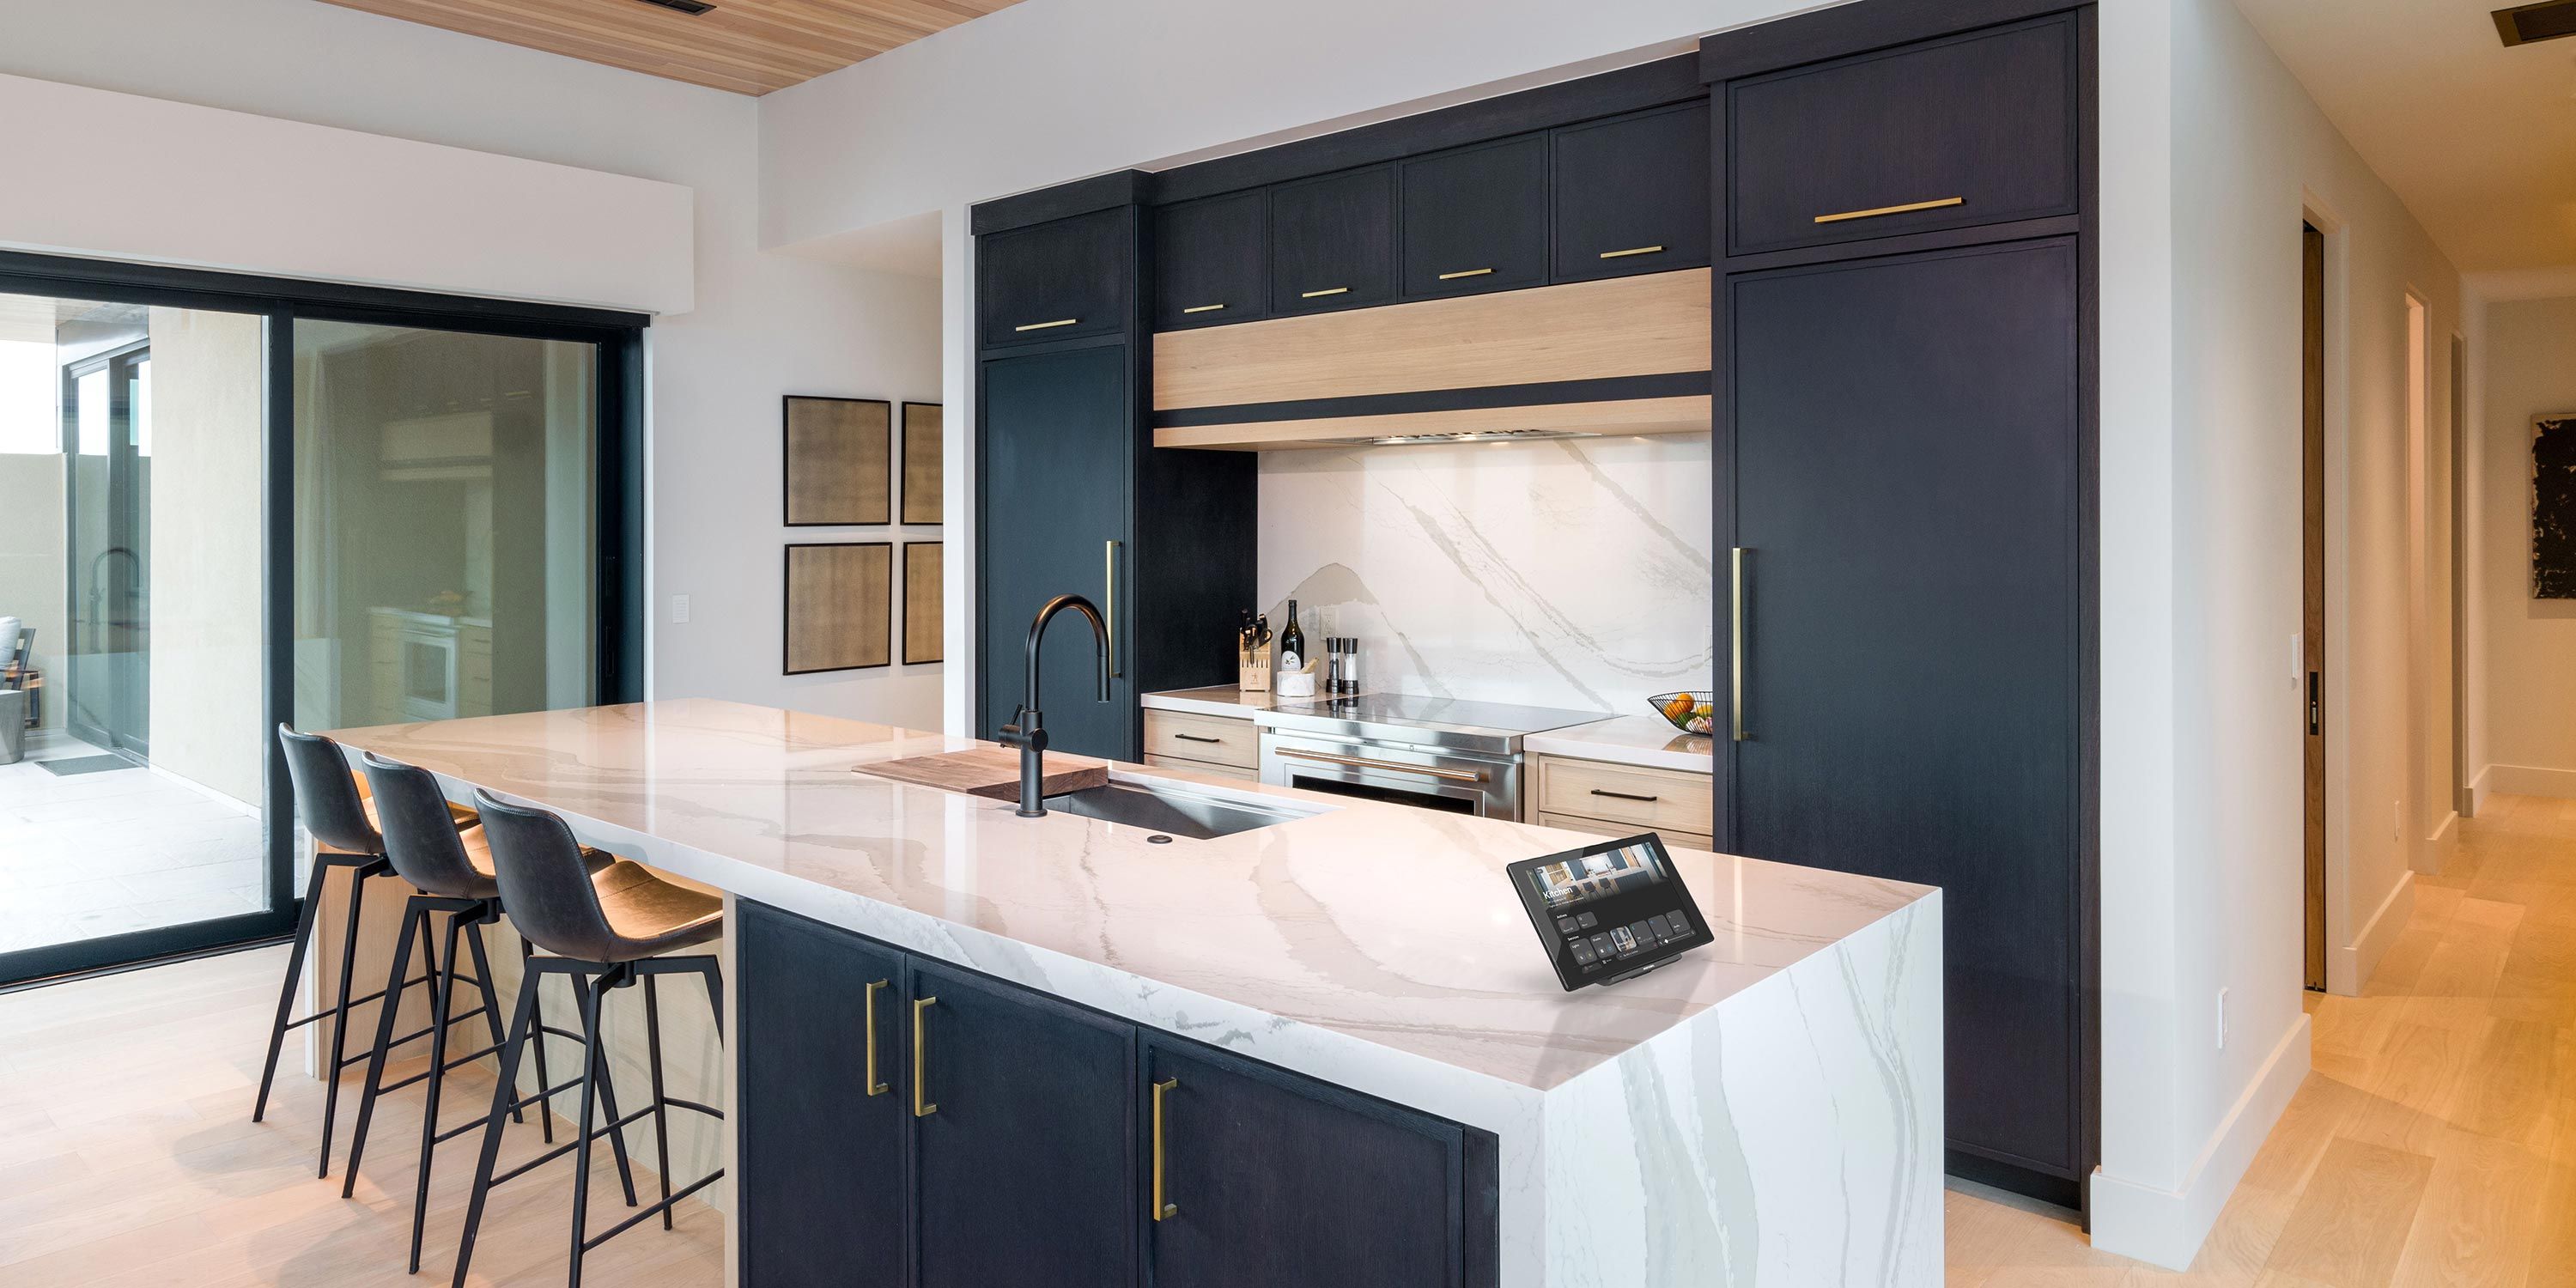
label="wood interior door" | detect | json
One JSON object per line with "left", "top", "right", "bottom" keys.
{"left": 2303, "top": 222, "right": 2327, "bottom": 992}
{"left": 1728, "top": 238, "right": 2082, "bottom": 1189}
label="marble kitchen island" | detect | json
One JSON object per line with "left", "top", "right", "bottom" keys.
{"left": 324, "top": 700, "right": 1942, "bottom": 1287}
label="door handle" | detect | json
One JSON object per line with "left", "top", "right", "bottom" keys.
{"left": 1013, "top": 318, "right": 1079, "bottom": 332}
{"left": 1598, "top": 245, "right": 1666, "bottom": 260}
{"left": 912, "top": 997, "right": 938, "bottom": 1117}
{"left": 1272, "top": 747, "right": 1485, "bottom": 783}
{"left": 1730, "top": 547, "right": 1750, "bottom": 742}
{"left": 1151, "top": 1077, "right": 1179, "bottom": 1221}
{"left": 1813, "top": 196, "right": 1965, "bottom": 225}
{"left": 1299, "top": 287, "right": 1351, "bottom": 299}
{"left": 1104, "top": 540, "right": 1121, "bottom": 678}
{"left": 1590, "top": 788, "right": 1660, "bottom": 804}
{"left": 1172, "top": 732, "right": 1222, "bottom": 744}
{"left": 1436, "top": 268, "right": 1494, "bottom": 281}
{"left": 2307, "top": 671, "right": 2320, "bottom": 737}
{"left": 864, "top": 979, "right": 890, "bottom": 1097}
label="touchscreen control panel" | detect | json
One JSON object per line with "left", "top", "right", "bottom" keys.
{"left": 1509, "top": 834, "right": 1708, "bottom": 990}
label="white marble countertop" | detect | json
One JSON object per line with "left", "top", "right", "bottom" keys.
{"left": 1522, "top": 714, "right": 1716, "bottom": 774}
{"left": 329, "top": 700, "right": 1927, "bottom": 1096}
{"left": 1139, "top": 685, "right": 1276, "bottom": 717}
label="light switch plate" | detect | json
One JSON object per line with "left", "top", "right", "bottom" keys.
{"left": 671, "top": 594, "right": 691, "bottom": 624}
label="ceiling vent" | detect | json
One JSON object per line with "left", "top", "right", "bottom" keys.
{"left": 2494, "top": 1, "right": 2576, "bottom": 46}
{"left": 632, "top": 0, "right": 716, "bottom": 15}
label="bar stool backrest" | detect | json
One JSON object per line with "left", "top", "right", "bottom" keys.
{"left": 277, "top": 725, "right": 382, "bottom": 856}
{"left": 472, "top": 789, "right": 621, "bottom": 962}
{"left": 359, "top": 752, "right": 487, "bottom": 898}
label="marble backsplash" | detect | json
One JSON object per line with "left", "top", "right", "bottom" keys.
{"left": 1259, "top": 433, "right": 1714, "bottom": 716}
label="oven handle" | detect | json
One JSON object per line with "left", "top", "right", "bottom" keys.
{"left": 1273, "top": 746, "right": 1487, "bottom": 784}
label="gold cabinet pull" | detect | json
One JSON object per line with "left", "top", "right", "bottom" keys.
{"left": 1012, "top": 318, "right": 1079, "bottom": 332}
{"left": 1181, "top": 303, "right": 1226, "bottom": 314}
{"left": 1104, "top": 540, "right": 1121, "bottom": 678}
{"left": 1813, "top": 196, "right": 1964, "bottom": 225}
{"left": 864, "top": 979, "right": 890, "bottom": 1097}
{"left": 912, "top": 997, "right": 938, "bottom": 1117}
{"left": 1151, "top": 1078, "right": 1179, "bottom": 1221}
{"left": 1730, "top": 548, "right": 1749, "bottom": 743}
{"left": 1436, "top": 268, "right": 1494, "bottom": 281}
{"left": 1299, "top": 287, "right": 1350, "bottom": 299}
{"left": 1597, "top": 245, "right": 1666, "bottom": 259}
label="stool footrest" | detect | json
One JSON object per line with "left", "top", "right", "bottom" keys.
{"left": 283, "top": 974, "right": 434, "bottom": 1031}
{"left": 580, "top": 1168, "right": 726, "bottom": 1251}
{"left": 487, "top": 1103, "right": 661, "bottom": 1187}
{"left": 659, "top": 1097, "right": 723, "bottom": 1121}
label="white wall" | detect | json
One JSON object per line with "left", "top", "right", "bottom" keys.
{"left": 2084, "top": 0, "right": 2465, "bottom": 1267}
{"left": 0, "top": 0, "right": 947, "bottom": 731}
{"left": 145, "top": 307, "right": 265, "bottom": 805}
{"left": 2471, "top": 295, "right": 2576, "bottom": 797}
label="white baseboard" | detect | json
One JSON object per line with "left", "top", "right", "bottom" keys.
{"left": 2088, "top": 1013, "right": 2312, "bottom": 1271}
{"left": 2329, "top": 869, "right": 2415, "bottom": 997}
{"left": 2420, "top": 811, "right": 2458, "bottom": 877}
{"left": 2476, "top": 762, "right": 2576, "bottom": 802}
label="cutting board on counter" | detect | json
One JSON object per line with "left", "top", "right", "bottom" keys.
{"left": 860, "top": 747, "right": 1109, "bottom": 801}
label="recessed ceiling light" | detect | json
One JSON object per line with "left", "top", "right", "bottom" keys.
{"left": 632, "top": 0, "right": 716, "bottom": 15}
{"left": 2494, "top": 0, "right": 2576, "bottom": 47}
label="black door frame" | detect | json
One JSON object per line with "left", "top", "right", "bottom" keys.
{"left": 0, "top": 249, "right": 647, "bottom": 988}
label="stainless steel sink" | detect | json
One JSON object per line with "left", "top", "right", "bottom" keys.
{"left": 1042, "top": 780, "right": 1312, "bottom": 840}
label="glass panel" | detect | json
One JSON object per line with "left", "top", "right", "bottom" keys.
{"left": 0, "top": 295, "right": 270, "bottom": 954}
{"left": 291, "top": 321, "right": 596, "bottom": 734}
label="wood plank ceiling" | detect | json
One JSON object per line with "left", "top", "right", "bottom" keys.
{"left": 315, "top": 0, "right": 1024, "bottom": 95}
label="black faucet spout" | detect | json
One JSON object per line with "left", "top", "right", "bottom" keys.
{"left": 998, "top": 593, "right": 1112, "bottom": 817}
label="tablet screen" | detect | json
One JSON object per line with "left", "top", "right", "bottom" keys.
{"left": 1508, "top": 833, "right": 1710, "bottom": 991}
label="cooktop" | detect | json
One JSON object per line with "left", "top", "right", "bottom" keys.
{"left": 1255, "top": 692, "right": 1609, "bottom": 755}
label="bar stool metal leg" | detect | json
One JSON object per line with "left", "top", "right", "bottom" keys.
{"left": 453, "top": 962, "right": 545, "bottom": 1288}
{"left": 520, "top": 935, "right": 556, "bottom": 1145}
{"left": 341, "top": 898, "right": 429, "bottom": 1196}
{"left": 315, "top": 857, "right": 375, "bottom": 1179}
{"left": 249, "top": 854, "right": 335, "bottom": 1126}
{"left": 642, "top": 974, "right": 674, "bottom": 1231}
{"left": 566, "top": 969, "right": 614, "bottom": 1288}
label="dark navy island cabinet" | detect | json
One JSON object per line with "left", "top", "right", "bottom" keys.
{"left": 733, "top": 902, "right": 1499, "bottom": 1288}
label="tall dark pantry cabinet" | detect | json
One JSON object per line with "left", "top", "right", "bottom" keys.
{"left": 1702, "top": 0, "right": 2099, "bottom": 1212}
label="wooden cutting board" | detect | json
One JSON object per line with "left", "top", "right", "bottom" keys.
{"left": 860, "top": 747, "right": 1109, "bottom": 802}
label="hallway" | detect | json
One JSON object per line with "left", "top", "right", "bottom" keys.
{"left": 1950, "top": 793, "right": 2576, "bottom": 1285}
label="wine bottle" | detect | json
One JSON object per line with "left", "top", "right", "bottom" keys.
{"left": 1278, "top": 600, "right": 1305, "bottom": 675}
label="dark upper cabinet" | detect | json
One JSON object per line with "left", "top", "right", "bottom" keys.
{"left": 1724, "top": 15, "right": 2077, "bottom": 256}
{"left": 1268, "top": 166, "right": 1396, "bottom": 315}
{"left": 912, "top": 960, "right": 1136, "bottom": 1288}
{"left": 1145, "top": 1037, "right": 1477, "bottom": 1288}
{"left": 1728, "top": 239, "right": 2081, "bottom": 1183}
{"left": 1398, "top": 135, "right": 1548, "bottom": 301}
{"left": 1152, "top": 191, "right": 1268, "bottom": 331}
{"left": 736, "top": 903, "right": 911, "bottom": 1288}
{"left": 1552, "top": 102, "right": 1710, "bottom": 281}
{"left": 977, "top": 207, "right": 1132, "bottom": 349}
{"left": 977, "top": 345, "right": 1133, "bottom": 759}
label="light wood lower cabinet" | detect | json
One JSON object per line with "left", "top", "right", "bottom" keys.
{"left": 1142, "top": 708, "right": 1260, "bottom": 781}
{"left": 1528, "top": 754, "right": 1713, "bottom": 850}
{"left": 1144, "top": 754, "right": 1259, "bottom": 783}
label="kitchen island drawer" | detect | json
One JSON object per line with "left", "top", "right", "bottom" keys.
{"left": 1532, "top": 756, "right": 1712, "bottom": 835}
{"left": 1144, "top": 753, "right": 1259, "bottom": 783}
{"left": 1144, "top": 709, "right": 1259, "bottom": 769}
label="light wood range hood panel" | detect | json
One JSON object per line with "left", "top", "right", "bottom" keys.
{"left": 1150, "top": 269, "right": 1711, "bottom": 451}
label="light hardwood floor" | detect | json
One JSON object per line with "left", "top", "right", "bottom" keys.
{"left": 3, "top": 796, "right": 2569, "bottom": 1287}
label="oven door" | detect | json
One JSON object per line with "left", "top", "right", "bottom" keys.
{"left": 1260, "top": 732, "right": 1520, "bottom": 820}
{"left": 398, "top": 629, "right": 459, "bottom": 721}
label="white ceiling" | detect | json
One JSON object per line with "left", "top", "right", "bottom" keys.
{"left": 2233, "top": 0, "right": 2576, "bottom": 288}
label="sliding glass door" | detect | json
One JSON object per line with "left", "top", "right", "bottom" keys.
{"left": 0, "top": 254, "right": 641, "bottom": 987}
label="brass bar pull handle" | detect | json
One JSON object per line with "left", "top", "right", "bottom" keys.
{"left": 912, "top": 997, "right": 938, "bottom": 1117}
{"left": 1597, "top": 245, "right": 1666, "bottom": 260}
{"left": 1173, "top": 733, "right": 1221, "bottom": 744}
{"left": 1813, "top": 196, "right": 1964, "bottom": 225}
{"left": 1181, "top": 303, "right": 1226, "bottom": 314}
{"left": 1013, "top": 318, "right": 1079, "bottom": 332}
{"left": 864, "top": 979, "right": 890, "bottom": 1097}
{"left": 1437, "top": 268, "right": 1494, "bottom": 281}
{"left": 1299, "top": 287, "right": 1350, "bottom": 299}
{"left": 1590, "top": 788, "right": 1660, "bottom": 804}
{"left": 1730, "top": 548, "right": 1749, "bottom": 743}
{"left": 1273, "top": 747, "right": 1485, "bottom": 783}
{"left": 1151, "top": 1078, "right": 1178, "bottom": 1221}
{"left": 1104, "top": 540, "right": 1121, "bottom": 678}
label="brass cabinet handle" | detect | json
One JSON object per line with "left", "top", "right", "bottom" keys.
{"left": 1813, "top": 196, "right": 1964, "bottom": 225}
{"left": 1181, "top": 303, "right": 1226, "bottom": 314}
{"left": 1436, "top": 268, "right": 1493, "bottom": 281}
{"left": 912, "top": 997, "right": 938, "bottom": 1117}
{"left": 1597, "top": 245, "right": 1665, "bottom": 259}
{"left": 1590, "top": 788, "right": 1660, "bottom": 804}
{"left": 1730, "top": 548, "right": 1749, "bottom": 743}
{"left": 1151, "top": 1077, "right": 1178, "bottom": 1221}
{"left": 864, "top": 979, "right": 890, "bottom": 1097}
{"left": 1013, "top": 318, "right": 1079, "bottom": 332}
{"left": 1104, "top": 540, "right": 1121, "bottom": 678}
{"left": 1273, "top": 746, "right": 1485, "bottom": 783}
{"left": 1299, "top": 287, "right": 1350, "bottom": 299}
{"left": 1172, "top": 732, "right": 1221, "bottom": 744}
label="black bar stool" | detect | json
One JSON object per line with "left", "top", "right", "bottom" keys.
{"left": 339, "top": 752, "right": 626, "bottom": 1273}
{"left": 258, "top": 726, "right": 472, "bottom": 1178}
{"left": 452, "top": 789, "right": 726, "bottom": 1288}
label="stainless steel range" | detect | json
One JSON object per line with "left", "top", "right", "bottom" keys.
{"left": 1253, "top": 694, "right": 1607, "bottom": 821}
